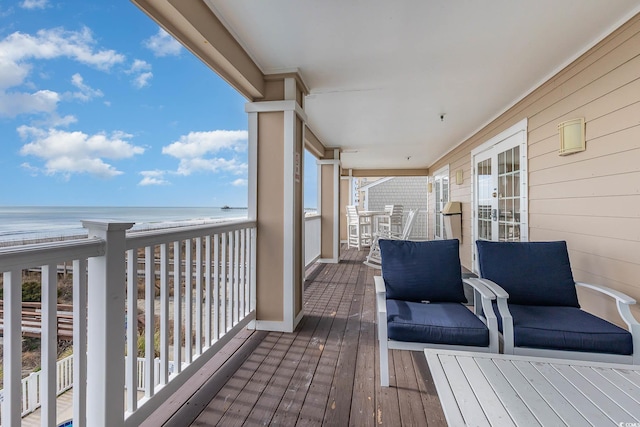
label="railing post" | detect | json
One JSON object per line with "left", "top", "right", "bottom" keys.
{"left": 83, "top": 220, "right": 134, "bottom": 427}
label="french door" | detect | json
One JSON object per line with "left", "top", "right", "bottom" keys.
{"left": 472, "top": 120, "right": 528, "bottom": 268}
{"left": 432, "top": 166, "right": 449, "bottom": 239}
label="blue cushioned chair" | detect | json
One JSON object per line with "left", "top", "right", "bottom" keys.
{"left": 476, "top": 240, "right": 640, "bottom": 364}
{"left": 376, "top": 239, "right": 499, "bottom": 387}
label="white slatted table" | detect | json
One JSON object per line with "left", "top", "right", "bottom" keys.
{"left": 425, "top": 349, "right": 640, "bottom": 426}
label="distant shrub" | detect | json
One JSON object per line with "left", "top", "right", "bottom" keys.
{"left": 0, "top": 281, "right": 42, "bottom": 302}
{"left": 22, "top": 281, "right": 42, "bottom": 302}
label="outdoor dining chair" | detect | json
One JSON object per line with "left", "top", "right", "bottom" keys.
{"left": 377, "top": 204, "right": 404, "bottom": 235}
{"left": 475, "top": 240, "right": 640, "bottom": 364}
{"left": 346, "top": 205, "right": 372, "bottom": 250}
{"left": 364, "top": 209, "right": 417, "bottom": 269}
{"left": 375, "top": 239, "right": 499, "bottom": 387}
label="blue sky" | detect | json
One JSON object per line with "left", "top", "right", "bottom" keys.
{"left": 0, "top": 1, "right": 318, "bottom": 208}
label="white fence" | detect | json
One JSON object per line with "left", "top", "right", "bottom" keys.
{"left": 0, "top": 355, "right": 180, "bottom": 422}
{"left": 0, "top": 354, "right": 74, "bottom": 419}
{"left": 0, "top": 219, "right": 257, "bottom": 427}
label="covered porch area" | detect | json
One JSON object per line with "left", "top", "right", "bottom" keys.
{"left": 141, "top": 247, "right": 446, "bottom": 426}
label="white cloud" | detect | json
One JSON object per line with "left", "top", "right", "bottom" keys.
{"left": 133, "top": 71, "right": 153, "bottom": 88}
{"left": 129, "top": 59, "right": 151, "bottom": 73}
{"left": 127, "top": 59, "right": 153, "bottom": 88}
{"left": 175, "top": 157, "right": 247, "bottom": 176}
{"left": 163, "top": 130, "right": 247, "bottom": 158}
{"left": 0, "top": 89, "right": 59, "bottom": 117}
{"left": 0, "top": 27, "right": 125, "bottom": 117}
{"left": 143, "top": 28, "right": 182, "bottom": 57}
{"left": 18, "top": 126, "right": 144, "bottom": 178}
{"left": 162, "top": 130, "right": 248, "bottom": 176}
{"left": 20, "top": 0, "right": 48, "bottom": 9}
{"left": 232, "top": 178, "right": 247, "bottom": 187}
{"left": 139, "top": 170, "right": 169, "bottom": 186}
{"left": 68, "top": 73, "right": 103, "bottom": 101}
{"left": 0, "top": 27, "right": 125, "bottom": 71}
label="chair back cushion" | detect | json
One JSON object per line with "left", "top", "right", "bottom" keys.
{"left": 476, "top": 240, "right": 579, "bottom": 307}
{"left": 380, "top": 239, "right": 466, "bottom": 303}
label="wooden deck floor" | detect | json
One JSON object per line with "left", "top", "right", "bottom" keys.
{"left": 152, "top": 247, "right": 447, "bottom": 426}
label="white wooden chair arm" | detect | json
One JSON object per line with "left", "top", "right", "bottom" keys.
{"left": 575, "top": 281, "right": 636, "bottom": 305}
{"left": 576, "top": 282, "right": 640, "bottom": 363}
{"left": 473, "top": 278, "right": 514, "bottom": 353}
{"left": 374, "top": 275, "right": 387, "bottom": 315}
{"left": 474, "top": 278, "right": 509, "bottom": 299}
{"left": 464, "top": 278, "right": 499, "bottom": 353}
{"left": 374, "top": 275, "right": 386, "bottom": 295}
{"left": 463, "top": 278, "right": 496, "bottom": 301}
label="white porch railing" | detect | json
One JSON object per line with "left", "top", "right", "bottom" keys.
{"left": 304, "top": 214, "right": 321, "bottom": 267}
{"left": 0, "top": 219, "right": 257, "bottom": 427}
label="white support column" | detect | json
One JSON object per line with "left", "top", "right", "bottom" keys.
{"left": 318, "top": 158, "right": 341, "bottom": 264}
{"left": 248, "top": 111, "right": 258, "bottom": 222}
{"left": 246, "top": 80, "right": 307, "bottom": 333}
{"left": 283, "top": 108, "right": 296, "bottom": 328}
{"left": 83, "top": 220, "right": 134, "bottom": 427}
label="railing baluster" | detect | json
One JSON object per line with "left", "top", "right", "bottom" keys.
{"left": 250, "top": 228, "right": 257, "bottom": 313}
{"left": 205, "top": 235, "right": 212, "bottom": 346}
{"left": 233, "top": 229, "right": 240, "bottom": 325}
{"left": 160, "top": 243, "right": 170, "bottom": 384}
{"left": 195, "top": 237, "right": 203, "bottom": 355}
{"left": 185, "top": 239, "right": 192, "bottom": 364}
{"left": 220, "top": 233, "right": 227, "bottom": 334}
{"left": 240, "top": 228, "right": 246, "bottom": 316}
{"left": 41, "top": 263, "right": 57, "bottom": 426}
{"left": 126, "top": 249, "right": 138, "bottom": 413}
{"left": 3, "top": 269, "right": 22, "bottom": 426}
{"left": 144, "top": 246, "right": 155, "bottom": 398}
{"left": 173, "top": 241, "right": 182, "bottom": 374}
{"left": 73, "top": 258, "right": 87, "bottom": 426}
{"left": 213, "top": 234, "right": 220, "bottom": 341}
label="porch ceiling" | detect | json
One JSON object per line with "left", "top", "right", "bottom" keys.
{"left": 205, "top": 1, "right": 640, "bottom": 170}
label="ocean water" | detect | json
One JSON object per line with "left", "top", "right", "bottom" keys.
{"left": 0, "top": 206, "right": 248, "bottom": 244}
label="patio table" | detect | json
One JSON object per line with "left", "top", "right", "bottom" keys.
{"left": 358, "top": 210, "right": 387, "bottom": 234}
{"left": 425, "top": 349, "right": 640, "bottom": 426}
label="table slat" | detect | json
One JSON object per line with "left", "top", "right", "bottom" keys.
{"left": 512, "top": 360, "right": 588, "bottom": 426}
{"left": 440, "top": 355, "right": 491, "bottom": 427}
{"left": 554, "top": 364, "right": 636, "bottom": 423}
{"left": 457, "top": 356, "right": 516, "bottom": 427}
{"left": 493, "top": 359, "right": 565, "bottom": 426}
{"left": 474, "top": 358, "right": 542, "bottom": 426}
{"left": 532, "top": 362, "right": 615, "bottom": 426}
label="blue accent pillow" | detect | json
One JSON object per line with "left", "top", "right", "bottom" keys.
{"left": 379, "top": 239, "right": 466, "bottom": 303}
{"left": 476, "top": 240, "right": 579, "bottom": 307}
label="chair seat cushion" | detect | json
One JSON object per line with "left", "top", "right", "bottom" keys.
{"left": 380, "top": 239, "right": 466, "bottom": 303}
{"left": 387, "top": 300, "right": 489, "bottom": 347}
{"left": 495, "top": 304, "right": 633, "bottom": 355}
{"left": 476, "top": 240, "right": 579, "bottom": 307}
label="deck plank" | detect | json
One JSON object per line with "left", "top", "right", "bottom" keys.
{"left": 184, "top": 247, "right": 446, "bottom": 426}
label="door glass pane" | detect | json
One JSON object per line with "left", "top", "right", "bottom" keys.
{"left": 477, "top": 159, "right": 492, "bottom": 241}
{"left": 435, "top": 177, "right": 441, "bottom": 238}
{"left": 497, "top": 146, "right": 521, "bottom": 242}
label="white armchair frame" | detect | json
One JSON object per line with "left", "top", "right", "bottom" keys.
{"left": 477, "top": 278, "right": 640, "bottom": 364}
{"left": 375, "top": 276, "right": 499, "bottom": 387}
